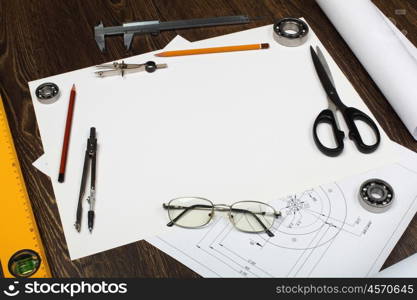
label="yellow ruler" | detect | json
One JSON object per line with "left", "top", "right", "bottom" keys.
{"left": 0, "top": 95, "right": 51, "bottom": 278}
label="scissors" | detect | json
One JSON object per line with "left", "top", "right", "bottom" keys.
{"left": 310, "top": 46, "right": 380, "bottom": 156}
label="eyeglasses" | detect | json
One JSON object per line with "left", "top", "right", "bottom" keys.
{"left": 163, "top": 197, "right": 281, "bottom": 237}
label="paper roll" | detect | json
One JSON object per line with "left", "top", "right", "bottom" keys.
{"left": 316, "top": 0, "right": 417, "bottom": 139}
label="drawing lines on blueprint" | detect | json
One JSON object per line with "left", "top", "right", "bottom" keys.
{"left": 155, "top": 235, "right": 222, "bottom": 277}
{"left": 149, "top": 162, "right": 417, "bottom": 278}
{"left": 260, "top": 186, "right": 346, "bottom": 250}
{"left": 184, "top": 184, "right": 374, "bottom": 277}
{"left": 195, "top": 219, "right": 275, "bottom": 277}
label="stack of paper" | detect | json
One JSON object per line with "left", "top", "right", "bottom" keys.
{"left": 29, "top": 19, "right": 411, "bottom": 273}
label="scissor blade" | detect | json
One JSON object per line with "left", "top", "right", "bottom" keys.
{"left": 314, "top": 47, "right": 339, "bottom": 116}
{"left": 316, "top": 46, "right": 335, "bottom": 88}
{"left": 310, "top": 46, "right": 340, "bottom": 104}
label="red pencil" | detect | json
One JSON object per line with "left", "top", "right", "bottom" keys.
{"left": 58, "top": 84, "right": 76, "bottom": 183}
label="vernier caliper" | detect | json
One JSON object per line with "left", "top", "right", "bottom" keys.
{"left": 94, "top": 15, "right": 262, "bottom": 51}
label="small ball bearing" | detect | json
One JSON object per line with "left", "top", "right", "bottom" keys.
{"left": 35, "top": 82, "right": 60, "bottom": 104}
{"left": 359, "top": 179, "right": 394, "bottom": 213}
{"left": 273, "top": 18, "right": 309, "bottom": 47}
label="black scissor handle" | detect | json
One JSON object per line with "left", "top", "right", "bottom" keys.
{"left": 342, "top": 107, "right": 381, "bottom": 154}
{"left": 313, "top": 109, "right": 345, "bottom": 157}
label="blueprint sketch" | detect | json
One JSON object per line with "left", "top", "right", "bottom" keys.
{"left": 148, "top": 158, "right": 417, "bottom": 277}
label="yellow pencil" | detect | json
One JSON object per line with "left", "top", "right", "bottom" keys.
{"left": 155, "top": 43, "right": 270, "bottom": 57}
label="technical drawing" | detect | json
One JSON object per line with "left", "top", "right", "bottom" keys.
{"left": 256, "top": 186, "right": 347, "bottom": 250}
{"left": 149, "top": 162, "right": 417, "bottom": 278}
{"left": 192, "top": 183, "right": 372, "bottom": 277}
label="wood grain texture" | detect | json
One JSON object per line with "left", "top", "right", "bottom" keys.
{"left": 0, "top": 0, "right": 416, "bottom": 278}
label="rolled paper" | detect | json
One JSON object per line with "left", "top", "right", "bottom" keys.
{"left": 316, "top": 0, "right": 417, "bottom": 139}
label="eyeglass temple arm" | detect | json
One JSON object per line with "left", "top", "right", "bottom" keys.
{"left": 163, "top": 203, "right": 213, "bottom": 227}
{"left": 230, "top": 208, "right": 275, "bottom": 237}
{"left": 164, "top": 204, "right": 280, "bottom": 217}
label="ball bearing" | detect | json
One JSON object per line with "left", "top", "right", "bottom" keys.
{"left": 359, "top": 179, "right": 394, "bottom": 213}
{"left": 35, "top": 82, "right": 60, "bottom": 104}
{"left": 273, "top": 18, "right": 309, "bottom": 47}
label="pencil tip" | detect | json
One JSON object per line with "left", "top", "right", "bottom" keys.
{"left": 72, "top": 84, "right": 76, "bottom": 91}
{"left": 58, "top": 173, "right": 64, "bottom": 183}
{"left": 155, "top": 53, "right": 162, "bottom": 57}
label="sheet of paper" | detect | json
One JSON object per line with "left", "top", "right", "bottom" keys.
{"left": 377, "top": 253, "right": 417, "bottom": 278}
{"left": 31, "top": 36, "right": 191, "bottom": 178}
{"left": 29, "top": 36, "right": 191, "bottom": 259}
{"left": 32, "top": 154, "right": 50, "bottom": 176}
{"left": 29, "top": 22, "right": 399, "bottom": 260}
{"left": 147, "top": 146, "right": 417, "bottom": 277}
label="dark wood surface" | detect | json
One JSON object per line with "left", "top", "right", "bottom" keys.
{"left": 0, "top": 0, "right": 416, "bottom": 278}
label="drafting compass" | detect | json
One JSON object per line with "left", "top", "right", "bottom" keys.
{"left": 95, "top": 60, "right": 167, "bottom": 77}
{"left": 75, "top": 127, "right": 97, "bottom": 233}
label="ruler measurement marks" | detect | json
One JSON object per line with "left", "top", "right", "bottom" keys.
{"left": 0, "top": 96, "right": 50, "bottom": 278}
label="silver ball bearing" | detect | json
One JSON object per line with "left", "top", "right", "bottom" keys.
{"left": 35, "top": 82, "right": 60, "bottom": 104}
{"left": 273, "top": 18, "right": 309, "bottom": 47}
{"left": 359, "top": 179, "right": 394, "bottom": 213}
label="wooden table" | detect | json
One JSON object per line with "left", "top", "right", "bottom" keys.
{"left": 0, "top": 0, "right": 416, "bottom": 278}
